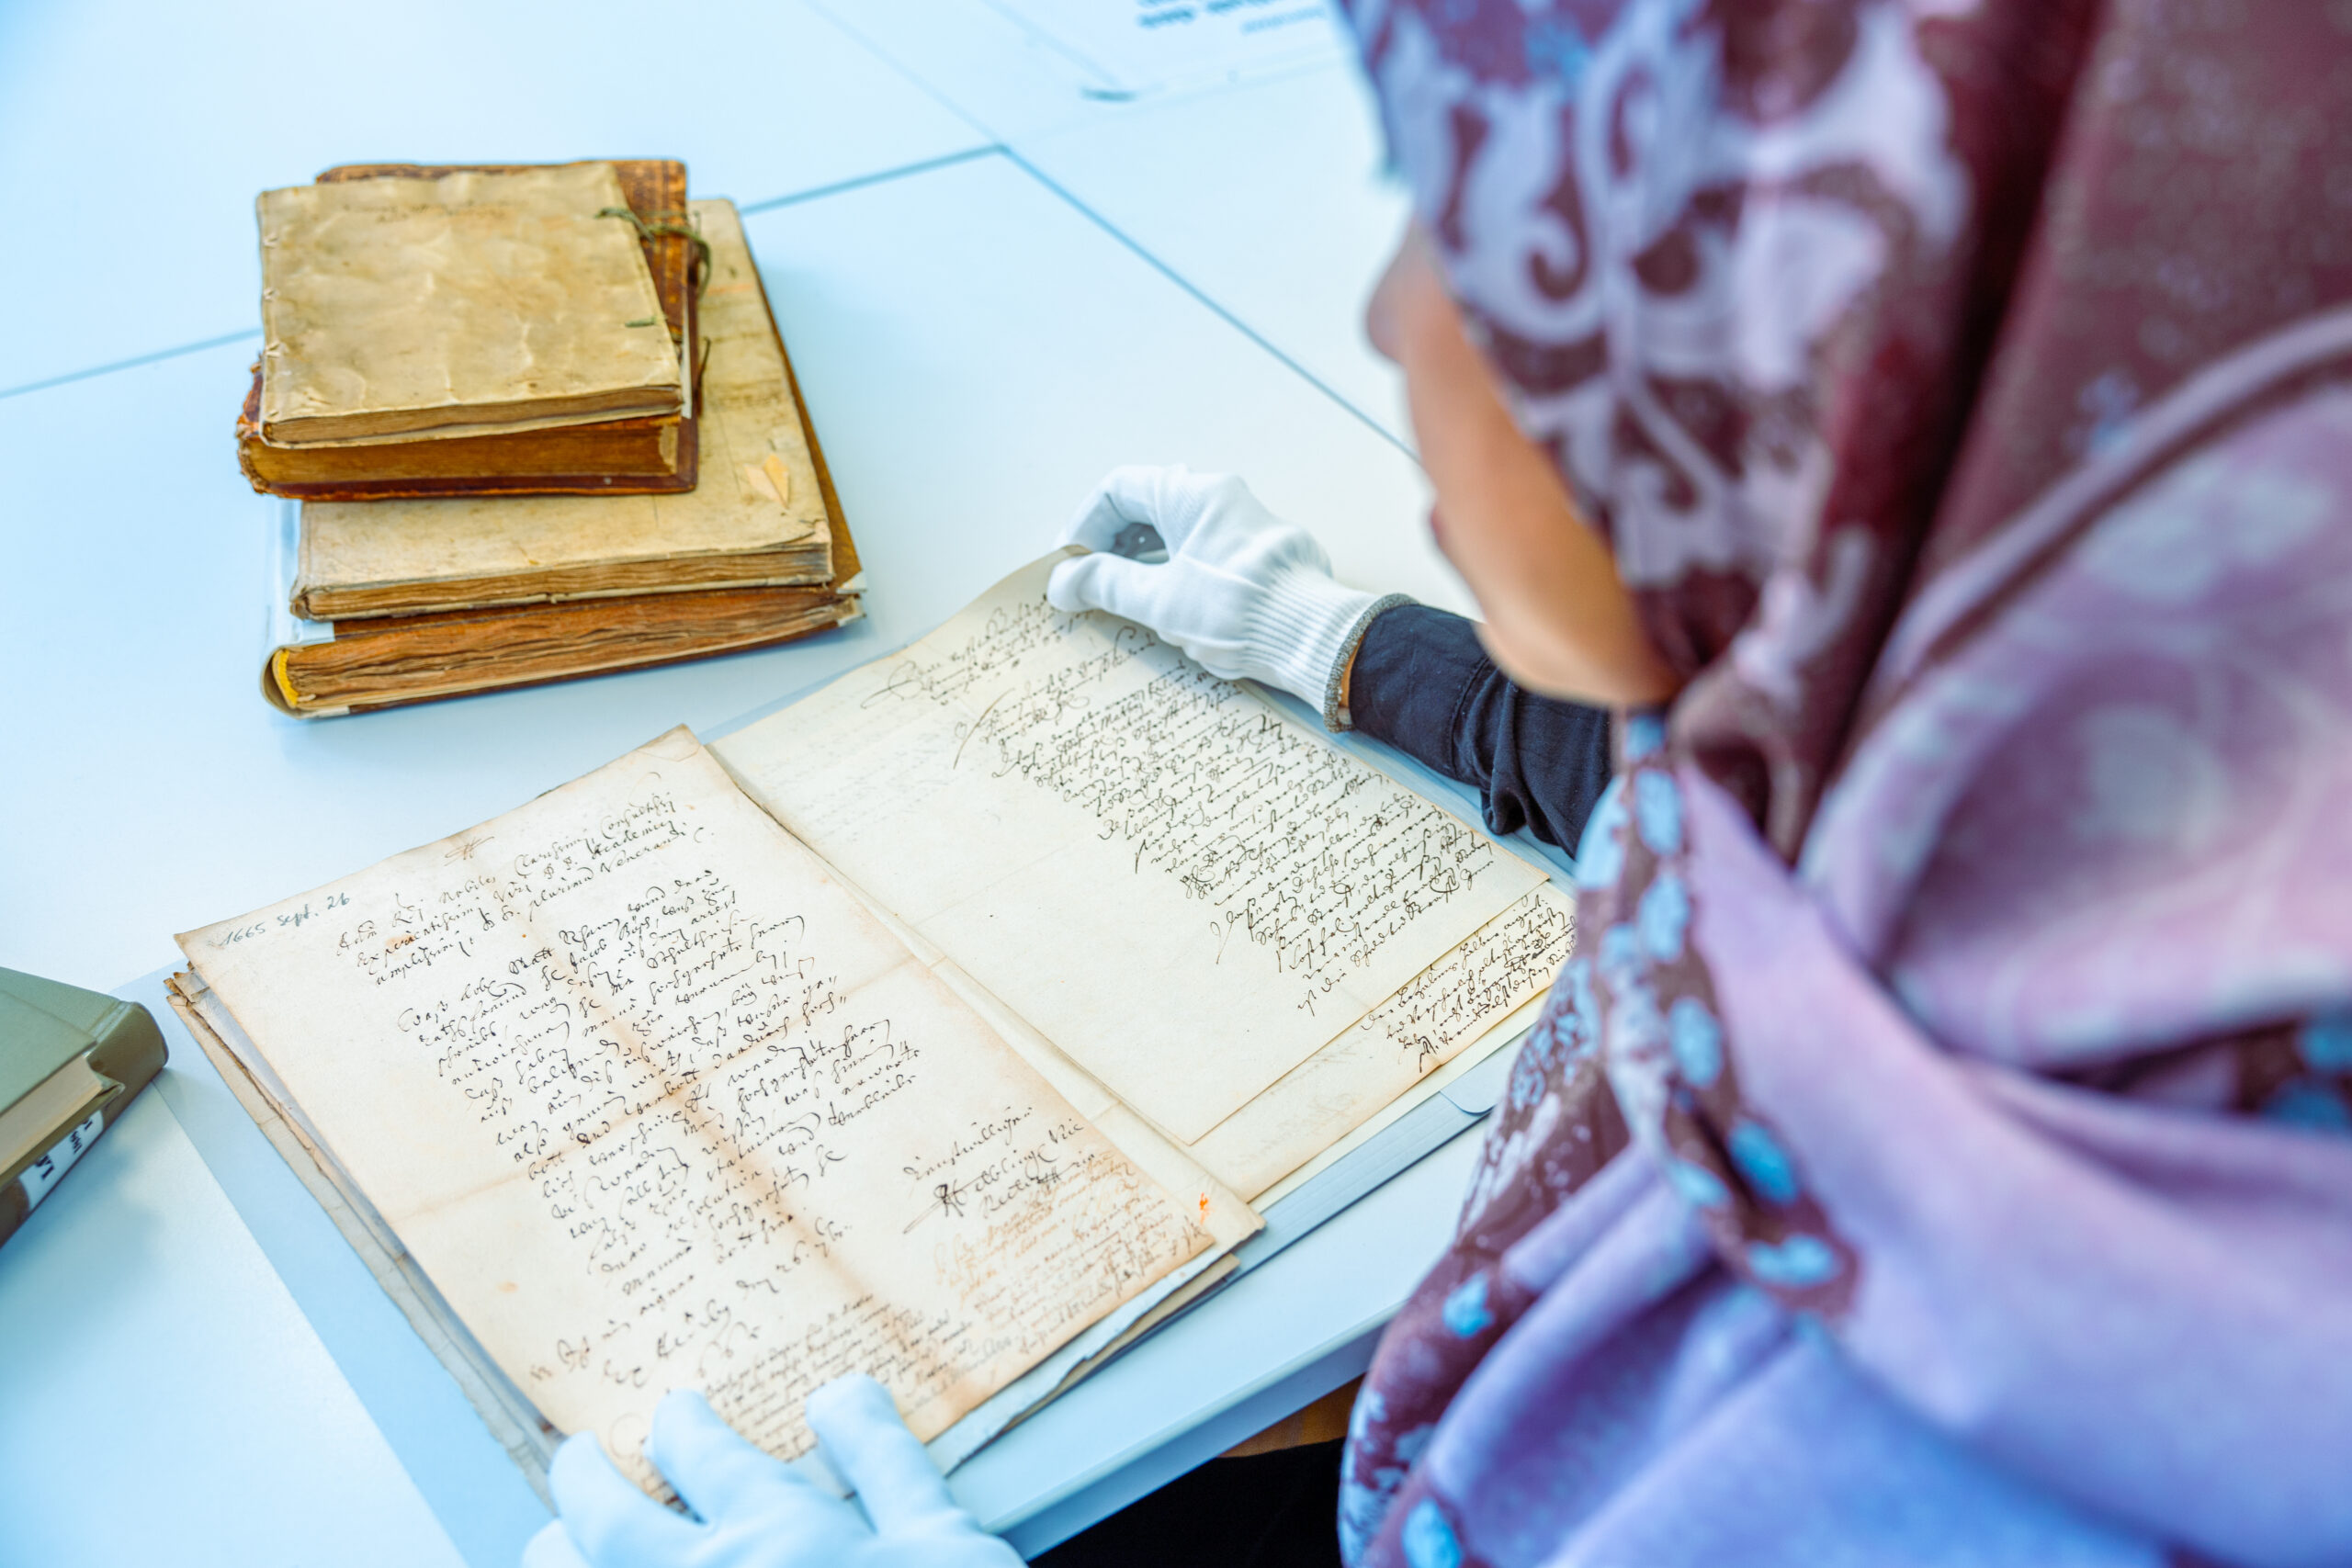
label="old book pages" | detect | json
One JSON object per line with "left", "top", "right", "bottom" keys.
{"left": 176, "top": 729, "right": 1249, "bottom": 1487}
{"left": 266, "top": 585, "right": 864, "bottom": 717}
{"left": 170, "top": 957, "right": 1244, "bottom": 1501}
{"left": 257, "top": 164, "right": 684, "bottom": 444}
{"left": 710, "top": 556, "right": 1553, "bottom": 1149}
{"left": 294, "top": 201, "right": 831, "bottom": 622}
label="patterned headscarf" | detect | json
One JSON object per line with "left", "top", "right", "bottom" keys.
{"left": 1337, "top": 3, "right": 2352, "bottom": 1563}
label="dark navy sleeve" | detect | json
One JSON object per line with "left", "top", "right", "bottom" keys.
{"left": 1346, "top": 604, "right": 1613, "bottom": 852}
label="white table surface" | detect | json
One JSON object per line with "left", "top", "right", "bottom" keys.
{"left": 821, "top": 1, "right": 1414, "bottom": 441}
{"left": 0, "top": 8, "right": 1501, "bottom": 1565}
{"left": 0, "top": 0, "right": 986, "bottom": 397}
{"left": 0, "top": 1082, "right": 471, "bottom": 1567}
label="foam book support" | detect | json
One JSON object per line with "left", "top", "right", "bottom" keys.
{"left": 0, "top": 967, "right": 167, "bottom": 1248}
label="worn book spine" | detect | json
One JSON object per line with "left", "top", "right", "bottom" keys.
{"left": 238, "top": 159, "right": 700, "bottom": 500}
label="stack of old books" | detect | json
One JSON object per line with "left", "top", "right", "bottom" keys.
{"left": 242, "top": 160, "right": 860, "bottom": 717}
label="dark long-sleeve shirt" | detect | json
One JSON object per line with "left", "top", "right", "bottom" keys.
{"left": 1346, "top": 604, "right": 1614, "bottom": 853}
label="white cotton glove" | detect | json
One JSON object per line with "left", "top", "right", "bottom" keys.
{"left": 522, "top": 1377, "right": 1023, "bottom": 1568}
{"left": 1046, "top": 466, "right": 1409, "bottom": 728}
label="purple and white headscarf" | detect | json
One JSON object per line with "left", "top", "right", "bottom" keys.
{"left": 1336, "top": 2, "right": 2352, "bottom": 1563}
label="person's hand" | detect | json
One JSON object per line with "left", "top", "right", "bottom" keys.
{"left": 522, "top": 1376, "right": 1023, "bottom": 1568}
{"left": 1046, "top": 465, "right": 1408, "bottom": 728}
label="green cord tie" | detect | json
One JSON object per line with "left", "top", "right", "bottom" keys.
{"left": 596, "top": 206, "right": 712, "bottom": 299}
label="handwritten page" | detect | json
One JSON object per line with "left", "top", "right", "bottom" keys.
{"left": 177, "top": 729, "right": 1222, "bottom": 1484}
{"left": 712, "top": 556, "right": 1547, "bottom": 1144}
{"left": 1191, "top": 885, "right": 1575, "bottom": 1199}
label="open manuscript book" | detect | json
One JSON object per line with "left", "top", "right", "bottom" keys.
{"left": 171, "top": 554, "right": 1576, "bottom": 1499}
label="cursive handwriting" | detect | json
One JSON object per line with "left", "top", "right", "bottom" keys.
{"left": 872, "top": 601, "right": 1508, "bottom": 1021}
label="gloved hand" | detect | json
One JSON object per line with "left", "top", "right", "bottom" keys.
{"left": 1046, "top": 466, "right": 1409, "bottom": 728}
{"left": 522, "top": 1376, "right": 1024, "bottom": 1568}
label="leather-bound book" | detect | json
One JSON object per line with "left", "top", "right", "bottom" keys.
{"left": 265, "top": 580, "right": 863, "bottom": 717}
{"left": 288, "top": 202, "right": 827, "bottom": 621}
{"left": 263, "top": 296, "right": 865, "bottom": 719}
{"left": 238, "top": 160, "right": 701, "bottom": 500}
